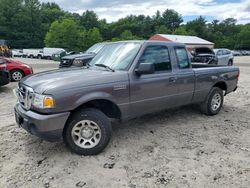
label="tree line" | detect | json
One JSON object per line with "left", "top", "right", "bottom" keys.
{"left": 0, "top": 0, "right": 249, "bottom": 51}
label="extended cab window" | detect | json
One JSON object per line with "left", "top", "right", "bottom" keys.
{"left": 175, "top": 47, "right": 190, "bottom": 69}
{"left": 138, "top": 45, "right": 171, "bottom": 72}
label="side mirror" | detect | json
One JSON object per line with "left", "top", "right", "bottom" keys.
{"left": 135, "top": 63, "right": 155, "bottom": 76}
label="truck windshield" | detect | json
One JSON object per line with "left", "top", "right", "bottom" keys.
{"left": 90, "top": 42, "right": 141, "bottom": 71}
{"left": 86, "top": 43, "right": 106, "bottom": 54}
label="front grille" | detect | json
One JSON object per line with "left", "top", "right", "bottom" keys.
{"left": 17, "top": 84, "right": 34, "bottom": 110}
{"left": 59, "top": 59, "right": 73, "bottom": 67}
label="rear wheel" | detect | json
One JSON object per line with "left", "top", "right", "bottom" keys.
{"left": 10, "top": 70, "right": 24, "bottom": 81}
{"left": 200, "top": 87, "right": 224, "bottom": 115}
{"left": 228, "top": 60, "right": 233, "bottom": 66}
{"left": 63, "top": 108, "right": 112, "bottom": 155}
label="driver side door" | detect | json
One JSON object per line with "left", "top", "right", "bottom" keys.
{"left": 129, "top": 45, "right": 178, "bottom": 117}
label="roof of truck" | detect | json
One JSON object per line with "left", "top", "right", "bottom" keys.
{"left": 107, "top": 40, "right": 186, "bottom": 46}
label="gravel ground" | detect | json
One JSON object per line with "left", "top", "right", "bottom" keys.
{"left": 0, "top": 57, "right": 249, "bottom": 188}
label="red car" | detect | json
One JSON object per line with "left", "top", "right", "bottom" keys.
{"left": 0, "top": 57, "right": 33, "bottom": 81}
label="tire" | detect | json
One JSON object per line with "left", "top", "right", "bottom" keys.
{"left": 63, "top": 108, "right": 112, "bottom": 155}
{"left": 37, "top": 55, "right": 42, "bottom": 59}
{"left": 200, "top": 87, "right": 224, "bottom": 116}
{"left": 10, "top": 70, "right": 24, "bottom": 81}
{"left": 228, "top": 60, "right": 233, "bottom": 66}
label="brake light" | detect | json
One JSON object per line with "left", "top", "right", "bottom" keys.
{"left": 237, "top": 71, "right": 240, "bottom": 81}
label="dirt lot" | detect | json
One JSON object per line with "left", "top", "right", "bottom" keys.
{"left": 0, "top": 57, "right": 250, "bottom": 188}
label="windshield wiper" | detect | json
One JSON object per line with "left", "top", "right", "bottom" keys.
{"left": 95, "top": 64, "right": 115, "bottom": 72}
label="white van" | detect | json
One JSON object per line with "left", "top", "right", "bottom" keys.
{"left": 23, "top": 49, "right": 43, "bottom": 59}
{"left": 43, "top": 48, "right": 65, "bottom": 59}
{"left": 12, "top": 49, "right": 23, "bottom": 57}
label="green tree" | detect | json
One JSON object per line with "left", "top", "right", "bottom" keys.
{"left": 80, "top": 10, "right": 99, "bottom": 30}
{"left": 40, "top": 2, "right": 65, "bottom": 27}
{"left": 161, "top": 9, "right": 183, "bottom": 31}
{"left": 44, "top": 18, "right": 84, "bottom": 51}
{"left": 186, "top": 16, "right": 207, "bottom": 38}
{"left": 84, "top": 27, "right": 103, "bottom": 49}
{"left": 22, "top": 0, "right": 43, "bottom": 47}
{"left": 152, "top": 10, "right": 164, "bottom": 29}
{"left": 120, "top": 30, "right": 134, "bottom": 40}
{"left": 236, "top": 24, "right": 250, "bottom": 49}
{"left": 173, "top": 27, "right": 188, "bottom": 35}
{"left": 0, "top": 0, "right": 28, "bottom": 47}
{"left": 111, "top": 30, "right": 141, "bottom": 41}
{"left": 155, "top": 25, "right": 171, "bottom": 34}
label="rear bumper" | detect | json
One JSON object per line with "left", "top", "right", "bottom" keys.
{"left": 14, "top": 103, "right": 70, "bottom": 141}
{"left": 0, "top": 70, "right": 10, "bottom": 86}
{"left": 233, "top": 86, "right": 238, "bottom": 92}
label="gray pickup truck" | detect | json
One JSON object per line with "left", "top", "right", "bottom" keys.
{"left": 14, "top": 41, "right": 239, "bottom": 155}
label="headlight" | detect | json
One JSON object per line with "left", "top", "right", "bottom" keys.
{"left": 72, "top": 59, "right": 84, "bottom": 66}
{"left": 32, "top": 93, "right": 55, "bottom": 109}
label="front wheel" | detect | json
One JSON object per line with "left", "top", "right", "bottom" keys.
{"left": 63, "top": 108, "right": 112, "bottom": 155}
{"left": 200, "top": 87, "right": 224, "bottom": 115}
{"left": 10, "top": 70, "right": 24, "bottom": 81}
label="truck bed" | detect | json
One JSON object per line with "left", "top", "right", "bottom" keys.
{"left": 191, "top": 63, "right": 239, "bottom": 103}
{"left": 191, "top": 63, "right": 226, "bottom": 68}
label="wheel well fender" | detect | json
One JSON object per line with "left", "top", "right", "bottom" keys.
{"left": 10, "top": 68, "right": 24, "bottom": 75}
{"left": 71, "top": 92, "right": 122, "bottom": 120}
{"left": 213, "top": 81, "right": 227, "bottom": 94}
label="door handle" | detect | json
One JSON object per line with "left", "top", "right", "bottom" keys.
{"left": 169, "top": 77, "right": 177, "bottom": 83}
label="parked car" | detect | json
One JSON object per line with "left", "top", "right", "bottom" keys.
{"left": 52, "top": 51, "right": 76, "bottom": 61}
{"left": 43, "top": 48, "right": 65, "bottom": 60}
{"left": 14, "top": 41, "right": 239, "bottom": 155}
{"left": 12, "top": 49, "right": 24, "bottom": 57}
{"left": 59, "top": 43, "right": 107, "bottom": 68}
{"left": 23, "top": 49, "right": 43, "bottom": 59}
{"left": 0, "top": 59, "right": 10, "bottom": 86}
{"left": 232, "top": 50, "right": 241, "bottom": 56}
{"left": 190, "top": 47, "right": 218, "bottom": 64}
{"left": 0, "top": 57, "right": 33, "bottom": 81}
{"left": 241, "top": 50, "right": 250, "bottom": 56}
{"left": 213, "top": 49, "right": 234, "bottom": 66}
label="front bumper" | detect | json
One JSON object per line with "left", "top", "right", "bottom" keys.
{"left": 14, "top": 103, "right": 70, "bottom": 141}
{"left": 59, "top": 59, "right": 73, "bottom": 68}
{"left": 23, "top": 67, "right": 33, "bottom": 76}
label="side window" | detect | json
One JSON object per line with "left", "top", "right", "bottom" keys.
{"left": 175, "top": 47, "right": 190, "bottom": 69}
{"left": 224, "top": 50, "right": 231, "bottom": 55}
{"left": 217, "top": 50, "right": 223, "bottom": 56}
{"left": 138, "top": 45, "right": 171, "bottom": 72}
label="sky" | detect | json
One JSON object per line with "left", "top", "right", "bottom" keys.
{"left": 40, "top": 0, "right": 250, "bottom": 24}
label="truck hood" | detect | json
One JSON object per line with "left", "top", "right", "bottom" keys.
{"left": 62, "top": 52, "right": 95, "bottom": 60}
{"left": 20, "top": 68, "right": 128, "bottom": 94}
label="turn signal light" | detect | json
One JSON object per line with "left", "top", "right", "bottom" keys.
{"left": 43, "top": 96, "right": 55, "bottom": 108}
